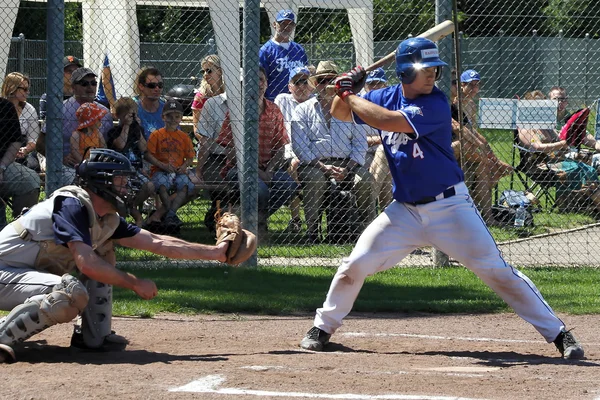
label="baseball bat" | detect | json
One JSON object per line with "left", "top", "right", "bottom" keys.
{"left": 365, "top": 20, "right": 455, "bottom": 72}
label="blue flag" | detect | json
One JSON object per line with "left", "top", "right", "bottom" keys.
{"left": 96, "top": 54, "right": 116, "bottom": 110}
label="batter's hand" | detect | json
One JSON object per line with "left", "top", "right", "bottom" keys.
{"left": 348, "top": 66, "right": 367, "bottom": 93}
{"left": 334, "top": 75, "right": 355, "bottom": 100}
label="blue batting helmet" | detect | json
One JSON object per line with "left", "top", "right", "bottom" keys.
{"left": 395, "top": 37, "right": 448, "bottom": 84}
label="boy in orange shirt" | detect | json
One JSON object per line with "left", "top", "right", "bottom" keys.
{"left": 70, "top": 102, "right": 107, "bottom": 163}
{"left": 146, "top": 100, "right": 195, "bottom": 225}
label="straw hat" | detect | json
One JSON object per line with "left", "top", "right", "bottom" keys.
{"left": 311, "top": 60, "right": 339, "bottom": 80}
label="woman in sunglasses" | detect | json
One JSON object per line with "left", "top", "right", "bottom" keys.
{"left": 134, "top": 67, "right": 166, "bottom": 140}
{"left": 2, "top": 72, "right": 40, "bottom": 171}
{"left": 191, "top": 54, "right": 225, "bottom": 133}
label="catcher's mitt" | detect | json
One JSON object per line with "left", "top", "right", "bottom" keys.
{"left": 215, "top": 207, "right": 257, "bottom": 265}
{"left": 559, "top": 108, "right": 590, "bottom": 148}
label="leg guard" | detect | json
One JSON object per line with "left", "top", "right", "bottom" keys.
{"left": 0, "top": 274, "right": 88, "bottom": 347}
{"left": 79, "top": 279, "right": 114, "bottom": 349}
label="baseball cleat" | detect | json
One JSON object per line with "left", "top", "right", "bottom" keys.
{"left": 71, "top": 327, "right": 129, "bottom": 352}
{"left": 0, "top": 343, "right": 16, "bottom": 363}
{"left": 300, "top": 326, "right": 331, "bottom": 351}
{"left": 554, "top": 329, "right": 584, "bottom": 360}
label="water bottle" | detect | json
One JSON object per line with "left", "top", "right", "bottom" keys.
{"left": 514, "top": 201, "right": 526, "bottom": 228}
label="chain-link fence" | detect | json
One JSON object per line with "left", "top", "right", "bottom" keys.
{"left": 2, "top": 1, "right": 600, "bottom": 266}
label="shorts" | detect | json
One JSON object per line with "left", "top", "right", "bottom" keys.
{"left": 151, "top": 172, "right": 194, "bottom": 193}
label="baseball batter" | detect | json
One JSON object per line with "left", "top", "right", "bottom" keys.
{"left": 0, "top": 148, "right": 252, "bottom": 363}
{"left": 299, "top": 37, "right": 584, "bottom": 360}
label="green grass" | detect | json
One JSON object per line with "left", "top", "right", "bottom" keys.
{"left": 107, "top": 265, "right": 600, "bottom": 317}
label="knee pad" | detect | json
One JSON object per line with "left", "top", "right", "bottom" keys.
{"left": 0, "top": 274, "right": 88, "bottom": 347}
{"left": 80, "top": 278, "right": 113, "bottom": 349}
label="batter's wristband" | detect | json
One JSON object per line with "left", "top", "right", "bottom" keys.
{"left": 340, "top": 90, "right": 355, "bottom": 101}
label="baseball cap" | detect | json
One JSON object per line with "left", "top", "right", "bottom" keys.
{"left": 76, "top": 102, "right": 108, "bottom": 130}
{"left": 365, "top": 68, "right": 388, "bottom": 84}
{"left": 460, "top": 69, "right": 480, "bottom": 83}
{"left": 162, "top": 99, "right": 184, "bottom": 115}
{"left": 70, "top": 67, "right": 97, "bottom": 85}
{"left": 276, "top": 9, "right": 296, "bottom": 23}
{"left": 289, "top": 66, "right": 310, "bottom": 82}
{"left": 63, "top": 55, "right": 82, "bottom": 69}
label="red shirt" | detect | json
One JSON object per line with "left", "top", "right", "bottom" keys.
{"left": 216, "top": 99, "right": 289, "bottom": 175}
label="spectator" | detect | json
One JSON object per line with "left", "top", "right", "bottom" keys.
{"left": 2, "top": 72, "right": 41, "bottom": 172}
{"left": 259, "top": 9, "right": 308, "bottom": 101}
{"left": 56, "top": 67, "right": 113, "bottom": 186}
{"left": 217, "top": 67, "right": 299, "bottom": 241}
{"left": 70, "top": 102, "right": 107, "bottom": 164}
{"left": 518, "top": 90, "right": 600, "bottom": 213}
{"left": 459, "top": 69, "right": 481, "bottom": 130}
{"left": 291, "top": 61, "right": 375, "bottom": 243}
{"left": 362, "top": 68, "right": 393, "bottom": 211}
{"left": 133, "top": 67, "right": 166, "bottom": 140}
{"left": 548, "top": 86, "right": 570, "bottom": 124}
{"left": 106, "top": 97, "right": 155, "bottom": 226}
{"left": 274, "top": 66, "right": 314, "bottom": 232}
{"left": 39, "top": 55, "right": 82, "bottom": 120}
{"left": 0, "top": 97, "right": 40, "bottom": 229}
{"left": 191, "top": 54, "right": 225, "bottom": 139}
{"left": 451, "top": 70, "right": 512, "bottom": 225}
{"left": 146, "top": 100, "right": 195, "bottom": 226}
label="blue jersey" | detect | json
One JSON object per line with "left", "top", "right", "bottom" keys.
{"left": 353, "top": 85, "right": 464, "bottom": 203}
{"left": 135, "top": 97, "right": 166, "bottom": 140}
{"left": 259, "top": 40, "right": 308, "bottom": 101}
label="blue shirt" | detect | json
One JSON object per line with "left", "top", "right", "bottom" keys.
{"left": 259, "top": 40, "right": 308, "bottom": 101}
{"left": 353, "top": 85, "right": 464, "bottom": 203}
{"left": 53, "top": 196, "right": 140, "bottom": 247}
{"left": 135, "top": 98, "right": 165, "bottom": 140}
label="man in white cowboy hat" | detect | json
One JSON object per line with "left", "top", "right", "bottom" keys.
{"left": 291, "top": 60, "right": 375, "bottom": 243}
{"left": 259, "top": 9, "right": 308, "bottom": 101}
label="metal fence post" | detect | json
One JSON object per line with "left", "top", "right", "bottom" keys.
{"left": 46, "top": 0, "right": 64, "bottom": 196}
{"left": 241, "top": 0, "right": 260, "bottom": 266}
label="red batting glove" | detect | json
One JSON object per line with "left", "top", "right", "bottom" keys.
{"left": 334, "top": 75, "right": 355, "bottom": 100}
{"left": 348, "top": 66, "right": 367, "bottom": 93}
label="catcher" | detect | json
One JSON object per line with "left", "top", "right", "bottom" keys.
{"left": 0, "top": 148, "right": 255, "bottom": 363}
{"left": 518, "top": 90, "right": 600, "bottom": 213}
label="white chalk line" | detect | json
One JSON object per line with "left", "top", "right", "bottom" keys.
{"left": 342, "top": 332, "right": 600, "bottom": 347}
{"left": 170, "top": 374, "right": 489, "bottom": 399}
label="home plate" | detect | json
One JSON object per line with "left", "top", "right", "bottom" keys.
{"left": 414, "top": 366, "right": 500, "bottom": 373}
{"left": 170, "top": 374, "right": 489, "bottom": 399}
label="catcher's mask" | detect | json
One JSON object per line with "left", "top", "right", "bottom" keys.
{"left": 76, "top": 148, "right": 140, "bottom": 215}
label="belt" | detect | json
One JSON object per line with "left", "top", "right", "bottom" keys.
{"left": 408, "top": 186, "right": 457, "bottom": 206}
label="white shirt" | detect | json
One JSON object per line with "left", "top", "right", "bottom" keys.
{"left": 291, "top": 97, "right": 368, "bottom": 166}
{"left": 20, "top": 102, "right": 40, "bottom": 144}
{"left": 196, "top": 93, "right": 228, "bottom": 155}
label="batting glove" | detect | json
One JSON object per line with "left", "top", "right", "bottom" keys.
{"left": 334, "top": 75, "right": 355, "bottom": 100}
{"left": 348, "top": 66, "right": 367, "bottom": 93}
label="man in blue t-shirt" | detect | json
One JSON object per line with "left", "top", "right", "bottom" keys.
{"left": 0, "top": 148, "right": 246, "bottom": 363}
{"left": 299, "top": 37, "right": 585, "bottom": 361}
{"left": 259, "top": 9, "right": 308, "bottom": 101}
{"left": 134, "top": 67, "right": 166, "bottom": 140}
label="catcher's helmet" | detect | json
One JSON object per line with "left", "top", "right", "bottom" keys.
{"left": 76, "top": 148, "right": 139, "bottom": 215}
{"left": 395, "top": 37, "right": 448, "bottom": 84}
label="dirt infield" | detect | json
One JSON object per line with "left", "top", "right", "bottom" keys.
{"left": 2, "top": 313, "right": 599, "bottom": 400}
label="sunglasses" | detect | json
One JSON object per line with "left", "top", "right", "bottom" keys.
{"left": 76, "top": 80, "right": 98, "bottom": 87}
{"left": 201, "top": 68, "right": 214, "bottom": 74}
{"left": 293, "top": 78, "right": 309, "bottom": 86}
{"left": 556, "top": 97, "right": 569, "bottom": 102}
{"left": 17, "top": 86, "right": 30, "bottom": 92}
{"left": 143, "top": 82, "right": 164, "bottom": 89}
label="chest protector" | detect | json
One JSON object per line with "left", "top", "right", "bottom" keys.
{"left": 0, "top": 186, "right": 120, "bottom": 275}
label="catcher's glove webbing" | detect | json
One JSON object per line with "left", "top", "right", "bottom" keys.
{"left": 214, "top": 201, "right": 257, "bottom": 265}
